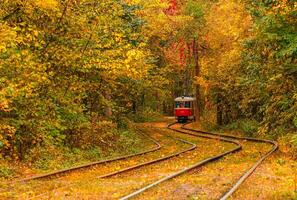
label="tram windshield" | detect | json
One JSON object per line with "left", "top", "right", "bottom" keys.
{"left": 175, "top": 101, "right": 191, "bottom": 108}
{"left": 185, "top": 101, "right": 190, "bottom": 108}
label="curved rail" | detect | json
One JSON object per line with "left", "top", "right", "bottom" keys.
{"left": 6, "top": 122, "right": 277, "bottom": 200}
{"left": 4, "top": 127, "right": 198, "bottom": 200}
{"left": 120, "top": 122, "right": 242, "bottom": 200}
{"left": 181, "top": 123, "right": 278, "bottom": 200}
{"left": 12, "top": 128, "right": 162, "bottom": 183}
{"left": 98, "top": 127, "right": 197, "bottom": 178}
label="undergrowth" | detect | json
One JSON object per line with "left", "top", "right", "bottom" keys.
{"left": 0, "top": 166, "right": 14, "bottom": 178}
{"left": 200, "top": 118, "right": 297, "bottom": 160}
{"left": 0, "top": 120, "right": 153, "bottom": 180}
{"left": 29, "top": 129, "right": 147, "bottom": 171}
{"left": 128, "top": 108, "right": 163, "bottom": 123}
{"left": 201, "top": 119, "right": 259, "bottom": 137}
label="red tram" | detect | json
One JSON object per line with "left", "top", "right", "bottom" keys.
{"left": 174, "top": 96, "right": 195, "bottom": 123}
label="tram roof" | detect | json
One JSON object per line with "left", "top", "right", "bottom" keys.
{"left": 174, "top": 96, "right": 195, "bottom": 102}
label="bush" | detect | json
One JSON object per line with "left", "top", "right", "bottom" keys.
{"left": 290, "top": 134, "right": 297, "bottom": 159}
{"left": 65, "top": 120, "right": 118, "bottom": 150}
{"left": 212, "top": 119, "right": 260, "bottom": 137}
{"left": 240, "top": 120, "right": 259, "bottom": 136}
{"left": 116, "top": 116, "right": 132, "bottom": 130}
{"left": 27, "top": 140, "right": 60, "bottom": 170}
{"left": 129, "top": 108, "right": 162, "bottom": 123}
{"left": 26, "top": 124, "right": 146, "bottom": 171}
{"left": 0, "top": 166, "right": 14, "bottom": 179}
{"left": 117, "top": 130, "right": 141, "bottom": 153}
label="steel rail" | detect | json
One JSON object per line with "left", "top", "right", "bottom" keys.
{"left": 4, "top": 128, "right": 197, "bottom": 198}
{"left": 120, "top": 122, "right": 242, "bottom": 200}
{"left": 3, "top": 126, "right": 196, "bottom": 200}
{"left": 11, "top": 127, "right": 162, "bottom": 183}
{"left": 181, "top": 123, "right": 278, "bottom": 200}
{"left": 98, "top": 127, "right": 197, "bottom": 178}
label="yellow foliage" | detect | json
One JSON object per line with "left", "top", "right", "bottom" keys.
{"left": 0, "top": 24, "right": 16, "bottom": 53}
{"left": 201, "top": 0, "right": 251, "bottom": 87}
{"left": 196, "top": 76, "right": 209, "bottom": 88}
{"left": 129, "top": 0, "right": 191, "bottom": 40}
{"left": 34, "top": 0, "right": 59, "bottom": 10}
{"left": 0, "top": 124, "right": 16, "bottom": 151}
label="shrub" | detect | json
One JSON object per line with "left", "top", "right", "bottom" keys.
{"left": 65, "top": 120, "right": 118, "bottom": 150}
{"left": 240, "top": 120, "right": 259, "bottom": 136}
{"left": 130, "top": 108, "right": 162, "bottom": 122}
{"left": 290, "top": 134, "right": 297, "bottom": 159}
{"left": 0, "top": 166, "right": 14, "bottom": 179}
{"left": 116, "top": 116, "right": 132, "bottom": 130}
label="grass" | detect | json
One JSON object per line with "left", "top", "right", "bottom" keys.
{"left": 0, "top": 166, "right": 14, "bottom": 178}
{"left": 128, "top": 109, "right": 163, "bottom": 123}
{"left": 190, "top": 120, "right": 297, "bottom": 200}
{"left": 0, "top": 126, "right": 155, "bottom": 180}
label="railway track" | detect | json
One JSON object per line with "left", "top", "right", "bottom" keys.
{"left": 120, "top": 122, "right": 242, "bottom": 200}
{"left": 11, "top": 128, "right": 162, "bottom": 183}
{"left": 63, "top": 124, "right": 238, "bottom": 199}
{"left": 120, "top": 122, "right": 278, "bottom": 200}
{"left": 181, "top": 122, "right": 278, "bottom": 199}
{"left": 0, "top": 126, "right": 197, "bottom": 199}
{"left": 1, "top": 121, "right": 278, "bottom": 199}
{"left": 97, "top": 130, "right": 197, "bottom": 179}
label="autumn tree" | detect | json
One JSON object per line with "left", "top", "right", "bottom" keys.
{"left": 240, "top": 0, "right": 297, "bottom": 136}
{"left": 198, "top": 0, "right": 296, "bottom": 138}
{"left": 199, "top": 0, "right": 252, "bottom": 125}
{"left": 0, "top": 0, "right": 153, "bottom": 158}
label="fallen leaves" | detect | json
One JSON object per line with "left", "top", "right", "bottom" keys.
{"left": 1, "top": 122, "right": 296, "bottom": 199}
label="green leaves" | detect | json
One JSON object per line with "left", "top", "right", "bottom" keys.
{"left": 237, "top": 0, "right": 297, "bottom": 135}
{"left": 0, "top": 0, "right": 155, "bottom": 158}
{"left": 184, "top": 0, "right": 205, "bottom": 20}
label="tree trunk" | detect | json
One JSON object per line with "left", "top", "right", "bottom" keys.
{"left": 132, "top": 100, "right": 137, "bottom": 113}
{"left": 217, "top": 92, "right": 223, "bottom": 125}
{"left": 156, "top": 92, "right": 160, "bottom": 112}
{"left": 104, "top": 92, "right": 112, "bottom": 117}
{"left": 193, "top": 38, "right": 201, "bottom": 121}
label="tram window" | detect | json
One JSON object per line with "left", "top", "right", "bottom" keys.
{"left": 185, "top": 101, "right": 190, "bottom": 108}
{"left": 180, "top": 102, "right": 184, "bottom": 108}
{"left": 175, "top": 102, "right": 180, "bottom": 108}
{"left": 175, "top": 102, "right": 186, "bottom": 108}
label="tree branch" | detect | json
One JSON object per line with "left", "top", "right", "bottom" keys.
{"left": 2, "top": 7, "right": 20, "bottom": 21}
